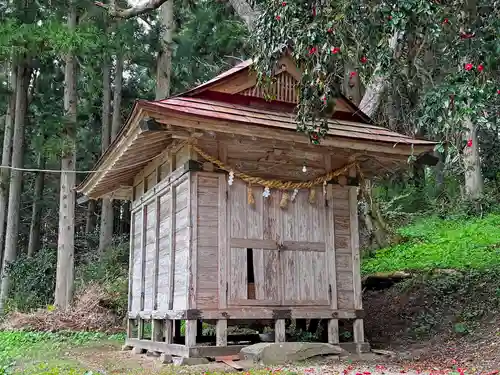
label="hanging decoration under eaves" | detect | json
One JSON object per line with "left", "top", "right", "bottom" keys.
{"left": 190, "top": 143, "right": 359, "bottom": 207}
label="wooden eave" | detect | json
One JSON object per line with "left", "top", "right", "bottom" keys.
{"left": 76, "top": 103, "right": 174, "bottom": 199}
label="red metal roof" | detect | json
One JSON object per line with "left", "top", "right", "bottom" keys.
{"left": 142, "top": 97, "right": 435, "bottom": 146}
{"left": 179, "top": 59, "right": 253, "bottom": 97}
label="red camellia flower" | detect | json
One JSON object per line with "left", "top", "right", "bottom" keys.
{"left": 281, "top": 1, "right": 286, "bottom": 5}
{"left": 360, "top": 56, "right": 368, "bottom": 63}
{"left": 388, "top": 15, "right": 393, "bottom": 20}
{"left": 275, "top": 15, "right": 281, "bottom": 20}
{"left": 443, "top": 18, "right": 449, "bottom": 24}
{"left": 327, "top": 27, "right": 333, "bottom": 33}
{"left": 331, "top": 47, "right": 341, "bottom": 54}
{"left": 350, "top": 71, "right": 357, "bottom": 78}
{"left": 464, "top": 63, "right": 473, "bottom": 71}
{"left": 477, "top": 64, "right": 484, "bottom": 72}
{"left": 309, "top": 46, "right": 317, "bottom": 55}
{"left": 467, "top": 139, "right": 473, "bottom": 147}
{"left": 497, "top": 89, "right": 500, "bottom": 94}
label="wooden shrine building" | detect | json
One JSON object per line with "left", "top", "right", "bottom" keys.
{"left": 77, "top": 56, "right": 436, "bottom": 359}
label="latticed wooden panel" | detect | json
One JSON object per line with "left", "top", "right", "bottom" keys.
{"left": 240, "top": 71, "right": 298, "bottom": 103}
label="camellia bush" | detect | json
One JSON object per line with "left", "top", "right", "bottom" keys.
{"left": 251, "top": 0, "right": 500, "bottom": 155}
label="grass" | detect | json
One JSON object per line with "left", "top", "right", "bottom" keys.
{"left": 362, "top": 213, "right": 500, "bottom": 275}
{"left": 0, "top": 331, "right": 126, "bottom": 374}
{"left": 0, "top": 331, "right": 299, "bottom": 375}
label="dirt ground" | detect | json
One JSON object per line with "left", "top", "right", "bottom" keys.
{"left": 42, "top": 341, "right": 499, "bottom": 375}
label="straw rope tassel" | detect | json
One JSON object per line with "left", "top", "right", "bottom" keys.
{"left": 247, "top": 184, "right": 255, "bottom": 206}
{"left": 308, "top": 188, "right": 316, "bottom": 204}
{"left": 190, "top": 143, "right": 359, "bottom": 190}
{"left": 280, "top": 191, "right": 290, "bottom": 209}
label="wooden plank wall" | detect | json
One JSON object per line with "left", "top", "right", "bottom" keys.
{"left": 193, "top": 172, "right": 220, "bottom": 309}
{"left": 331, "top": 185, "right": 355, "bottom": 309}
{"left": 156, "top": 188, "right": 172, "bottom": 311}
{"left": 172, "top": 175, "right": 190, "bottom": 310}
{"left": 143, "top": 200, "right": 157, "bottom": 311}
{"left": 130, "top": 210, "right": 142, "bottom": 312}
{"left": 129, "top": 170, "right": 191, "bottom": 314}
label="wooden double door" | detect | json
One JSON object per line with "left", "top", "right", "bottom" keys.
{"left": 226, "top": 181, "right": 332, "bottom": 307}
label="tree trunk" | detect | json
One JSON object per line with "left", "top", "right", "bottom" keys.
{"left": 360, "top": 179, "right": 390, "bottom": 250}
{"left": 434, "top": 149, "right": 445, "bottom": 194}
{"left": 343, "top": 63, "right": 362, "bottom": 106}
{"left": 111, "top": 54, "right": 123, "bottom": 138}
{"left": 101, "top": 57, "right": 111, "bottom": 152}
{"left": 27, "top": 154, "right": 45, "bottom": 257}
{"left": 98, "top": 55, "right": 113, "bottom": 255}
{"left": 0, "top": 65, "right": 17, "bottom": 268}
{"left": 119, "top": 201, "right": 130, "bottom": 235}
{"left": 99, "top": 54, "right": 123, "bottom": 254}
{"left": 155, "top": 0, "right": 174, "bottom": 100}
{"left": 85, "top": 199, "right": 97, "bottom": 234}
{"left": 462, "top": 0, "right": 482, "bottom": 199}
{"left": 463, "top": 118, "right": 483, "bottom": 199}
{"left": 226, "top": 0, "right": 259, "bottom": 30}
{"left": 54, "top": 3, "right": 77, "bottom": 309}
{"left": 358, "top": 31, "right": 404, "bottom": 118}
{"left": 0, "top": 64, "right": 31, "bottom": 313}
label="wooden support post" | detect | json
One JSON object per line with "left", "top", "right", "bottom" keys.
{"left": 185, "top": 320, "right": 197, "bottom": 348}
{"left": 349, "top": 179, "right": 366, "bottom": 352}
{"left": 152, "top": 319, "right": 163, "bottom": 342}
{"left": 275, "top": 319, "right": 286, "bottom": 343}
{"left": 353, "top": 319, "right": 365, "bottom": 351}
{"left": 127, "top": 319, "right": 134, "bottom": 339}
{"left": 164, "top": 320, "right": 173, "bottom": 344}
{"left": 327, "top": 319, "right": 340, "bottom": 344}
{"left": 216, "top": 320, "right": 228, "bottom": 347}
{"left": 137, "top": 319, "right": 144, "bottom": 340}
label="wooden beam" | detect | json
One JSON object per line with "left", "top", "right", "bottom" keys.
{"left": 129, "top": 308, "right": 362, "bottom": 320}
{"left": 76, "top": 195, "right": 90, "bottom": 205}
{"left": 149, "top": 112, "right": 434, "bottom": 157}
{"left": 139, "top": 118, "right": 164, "bottom": 132}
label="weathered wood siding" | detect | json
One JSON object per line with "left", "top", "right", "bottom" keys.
{"left": 332, "top": 185, "right": 355, "bottom": 309}
{"left": 193, "top": 172, "right": 220, "bottom": 309}
{"left": 130, "top": 210, "right": 143, "bottom": 312}
{"left": 172, "top": 175, "right": 190, "bottom": 310}
{"left": 156, "top": 188, "right": 172, "bottom": 311}
{"left": 128, "top": 170, "right": 191, "bottom": 314}
{"left": 143, "top": 201, "right": 157, "bottom": 311}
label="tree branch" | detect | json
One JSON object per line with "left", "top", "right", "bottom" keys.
{"left": 94, "top": 0, "right": 169, "bottom": 19}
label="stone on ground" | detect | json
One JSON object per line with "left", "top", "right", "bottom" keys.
{"left": 372, "top": 349, "right": 397, "bottom": 357}
{"left": 131, "top": 347, "right": 147, "bottom": 355}
{"left": 172, "top": 356, "right": 210, "bottom": 366}
{"left": 240, "top": 342, "right": 344, "bottom": 365}
{"left": 159, "top": 353, "right": 173, "bottom": 364}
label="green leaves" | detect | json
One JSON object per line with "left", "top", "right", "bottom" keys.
{"left": 251, "top": 0, "right": 500, "bottom": 150}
